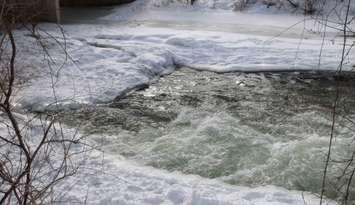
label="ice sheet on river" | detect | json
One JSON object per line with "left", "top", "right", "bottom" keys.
{"left": 19, "top": 16, "right": 354, "bottom": 109}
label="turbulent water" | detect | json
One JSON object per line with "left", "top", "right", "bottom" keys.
{"left": 54, "top": 68, "right": 355, "bottom": 201}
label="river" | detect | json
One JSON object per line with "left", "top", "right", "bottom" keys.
{"left": 51, "top": 68, "right": 355, "bottom": 201}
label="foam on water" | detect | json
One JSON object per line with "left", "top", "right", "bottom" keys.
{"left": 56, "top": 69, "right": 355, "bottom": 202}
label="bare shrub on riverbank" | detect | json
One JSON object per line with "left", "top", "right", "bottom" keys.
{"left": 259, "top": 0, "right": 340, "bottom": 14}
{"left": 318, "top": 0, "right": 355, "bottom": 204}
{"left": 0, "top": 2, "right": 85, "bottom": 204}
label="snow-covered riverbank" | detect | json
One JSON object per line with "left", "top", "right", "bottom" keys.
{"left": 58, "top": 149, "right": 337, "bottom": 205}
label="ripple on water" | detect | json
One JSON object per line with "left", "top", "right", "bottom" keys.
{"left": 57, "top": 68, "right": 355, "bottom": 201}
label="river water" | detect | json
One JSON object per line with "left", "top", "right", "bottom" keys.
{"left": 53, "top": 68, "right": 355, "bottom": 201}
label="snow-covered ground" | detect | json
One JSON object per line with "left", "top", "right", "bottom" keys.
{"left": 58, "top": 149, "right": 337, "bottom": 205}
{"left": 10, "top": 0, "right": 355, "bottom": 204}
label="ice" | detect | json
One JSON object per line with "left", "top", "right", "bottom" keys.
{"left": 18, "top": 15, "right": 355, "bottom": 110}
{"left": 15, "top": 0, "right": 354, "bottom": 110}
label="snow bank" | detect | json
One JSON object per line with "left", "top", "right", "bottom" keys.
{"left": 147, "top": 0, "right": 355, "bottom": 14}
{"left": 17, "top": 28, "right": 177, "bottom": 110}
{"left": 58, "top": 149, "right": 337, "bottom": 205}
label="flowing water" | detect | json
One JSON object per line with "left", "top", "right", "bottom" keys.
{"left": 54, "top": 68, "right": 355, "bottom": 201}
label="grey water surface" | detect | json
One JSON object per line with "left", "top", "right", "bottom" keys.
{"left": 56, "top": 68, "right": 355, "bottom": 200}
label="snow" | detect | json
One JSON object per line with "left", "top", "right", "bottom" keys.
{"left": 114, "top": 0, "right": 355, "bottom": 15}
{"left": 58, "top": 149, "right": 337, "bottom": 205}
{"left": 19, "top": 9, "right": 355, "bottom": 109}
